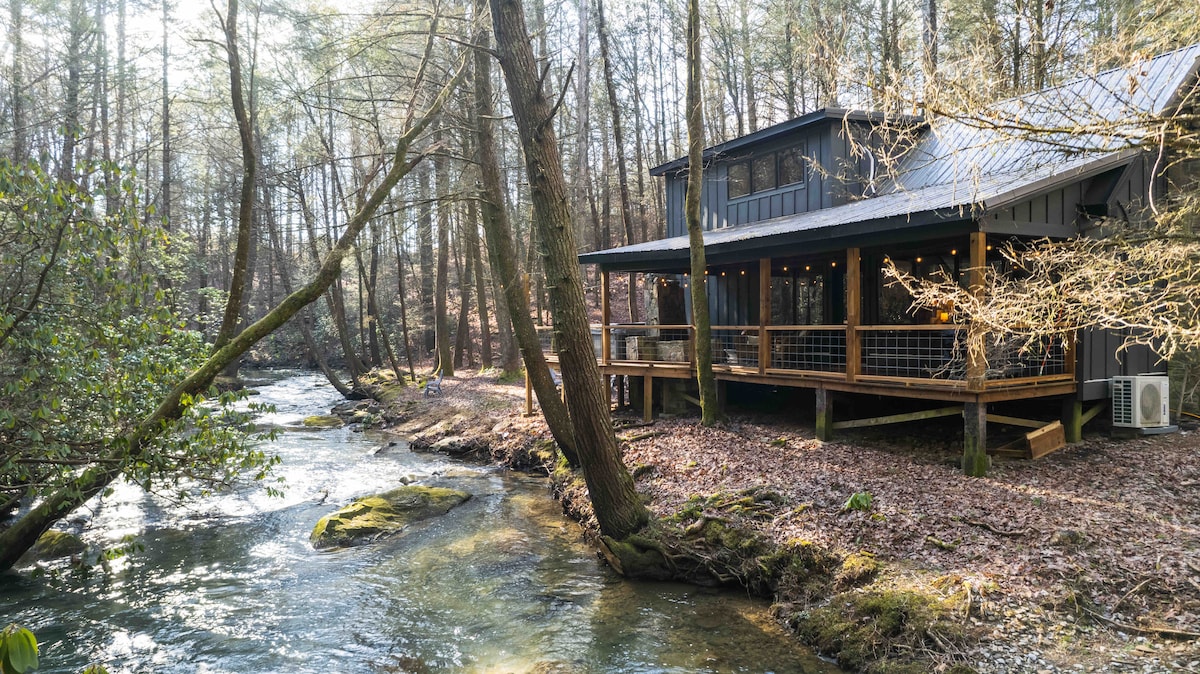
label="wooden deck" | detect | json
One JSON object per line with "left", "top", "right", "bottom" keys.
{"left": 540, "top": 322, "right": 1076, "bottom": 407}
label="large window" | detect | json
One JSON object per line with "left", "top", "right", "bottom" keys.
{"left": 726, "top": 144, "right": 806, "bottom": 199}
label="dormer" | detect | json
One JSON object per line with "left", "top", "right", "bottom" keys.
{"left": 651, "top": 108, "right": 925, "bottom": 238}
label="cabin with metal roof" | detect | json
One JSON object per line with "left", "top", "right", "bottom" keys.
{"left": 546, "top": 45, "right": 1200, "bottom": 474}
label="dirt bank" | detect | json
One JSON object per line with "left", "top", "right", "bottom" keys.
{"left": 364, "top": 369, "right": 1200, "bottom": 673}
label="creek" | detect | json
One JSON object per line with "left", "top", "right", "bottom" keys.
{"left": 1, "top": 372, "right": 835, "bottom": 673}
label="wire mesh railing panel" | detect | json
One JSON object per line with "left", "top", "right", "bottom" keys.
{"left": 537, "top": 327, "right": 557, "bottom": 355}
{"left": 985, "top": 333, "right": 1069, "bottom": 380}
{"left": 606, "top": 325, "right": 693, "bottom": 363}
{"left": 711, "top": 327, "right": 760, "bottom": 367}
{"left": 768, "top": 328, "right": 847, "bottom": 373}
{"left": 860, "top": 328, "right": 964, "bottom": 380}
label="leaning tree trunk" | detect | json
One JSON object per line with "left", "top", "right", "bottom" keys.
{"left": 213, "top": 0, "right": 257, "bottom": 366}
{"left": 491, "top": 0, "right": 648, "bottom": 539}
{"left": 685, "top": 0, "right": 719, "bottom": 426}
{"left": 472, "top": 8, "right": 578, "bottom": 467}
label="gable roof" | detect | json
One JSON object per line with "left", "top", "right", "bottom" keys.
{"left": 585, "top": 44, "right": 1200, "bottom": 270}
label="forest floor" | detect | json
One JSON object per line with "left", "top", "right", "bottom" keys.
{"left": 368, "top": 368, "right": 1200, "bottom": 673}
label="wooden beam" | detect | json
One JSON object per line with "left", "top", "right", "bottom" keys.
{"left": 845, "top": 247, "right": 861, "bottom": 382}
{"left": 986, "top": 413, "right": 1048, "bottom": 429}
{"left": 832, "top": 405, "right": 963, "bottom": 430}
{"left": 601, "top": 270, "right": 611, "bottom": 365}
{"left": 1081, "top": 401, "right": 1107, "bottom": 425}
{"left": 759, "top": 258, "right": 771, "bottom": 374}
{"left": 1027, "top": 421, "right": 1066, "bottom": 459}
{"left": 966, "top": 233, "right": 987, "bottom": 391}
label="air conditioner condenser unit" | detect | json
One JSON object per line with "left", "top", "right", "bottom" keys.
{"left": 1111, "top": 375, "right": 1170, "bottom": 429}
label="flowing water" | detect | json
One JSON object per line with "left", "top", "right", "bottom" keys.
{"left": 1, "top": 372, "right": 835, "bottom": 673}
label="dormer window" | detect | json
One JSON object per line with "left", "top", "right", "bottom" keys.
{"left": 726, "top": 143, "right": 806, "bottom": 199}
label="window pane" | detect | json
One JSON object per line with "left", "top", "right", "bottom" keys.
{"left": 728, "top": 161, "right": 750, "bottom": 198}
{"left": 753, "top": 154, "right": 777, "bottom": 192}
{"left": 779, "top": 146, "right": 805, "bottom": 186}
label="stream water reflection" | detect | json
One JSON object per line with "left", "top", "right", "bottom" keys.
{"left": 1, "top": 371, "right": 836, "bottom": 673}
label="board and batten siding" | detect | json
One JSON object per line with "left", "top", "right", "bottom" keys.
{"left": 663, "top": 123, "right": 850, "bottom": 238}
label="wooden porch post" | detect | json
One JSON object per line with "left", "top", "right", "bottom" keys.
{"left": 601, "top": 270, "right": 611, "bottom": 365}
{"left": 759, "top": 258, "right": 771, "bottom": 373}
{"left": 815, "top": 387, "right": 834, "bottom": 441}
{"left": 845, "top": 247, "right": 861, "bottom": 382}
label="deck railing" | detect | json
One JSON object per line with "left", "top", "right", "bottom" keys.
{"left": 539, "top": 323, "right": 1072, "bottom": 390}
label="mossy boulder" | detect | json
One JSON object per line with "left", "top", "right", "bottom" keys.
{"left": 310, "top": 486, "right": 471, "bottom": 549}
{"left": 19, "top": 530, "right": 87, "bottom": 565}
{"left": 302, "top": 415, "right": 345, "bottom": 428}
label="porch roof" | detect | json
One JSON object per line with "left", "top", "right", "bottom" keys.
{"left": 581, "top": 150, "right": 1134, "bottom": 271}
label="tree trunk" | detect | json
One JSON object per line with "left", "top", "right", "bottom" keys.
{"left": 391, "top": 209, "right": 417, "bottom": 381}
{"left": 491, "top": 0, "right": 648, "bottom": 539}
{"left": 472, "top": 7, "right": 579, "bottom": 466}
{"left": 418, "top": 164, "right": 435, "bottom": 355}
{"left": 9, "top": 0, "right": 26, "bottom": 163}
{"left": 685, "top": 0, "right": 719, "bottom": 426}
{"left": 454, "top": 202, "right": 474, "bottom": 368}
{"left": 596, "top": 0, "right": 638, "bottom": 323}
{"left": 467, "top": 197, "right": 493, "bottom": 367}
{"left": 213, "top": 0, "right": 258, "bottom": 374}
{"left": 434, "top": 126, "right": 454, "bottom": 376}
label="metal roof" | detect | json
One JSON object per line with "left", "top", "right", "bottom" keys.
{"left": 587, "top": 45, "right": 1200, "bottom": 270}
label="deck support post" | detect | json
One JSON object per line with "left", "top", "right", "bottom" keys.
{"left": 815, "top": 387, "right": 833, "bottom": 441}
{"left": 643, "top": 375, "right": 654, "bottom": 422}
{"left": 524, "top": 370, "right": 534, "bottom": 417}
{"left": 717, "top": 379, "right": 727, "bottom": 415}
{"left": 1062, "top": 398, "right": 1083, "bottom": 444}
{"left": 845, "top": 247, "right": 861, "bottom": 382}
{"left": 759, "top": 258, "right": 771, "bottom": 373}
{"left": 963, "top": 401, "right": 990, "bottom": 476}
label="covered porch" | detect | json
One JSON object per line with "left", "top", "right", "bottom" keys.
{"left": 547, "top": 228, "right": 1083, "bottom": 474}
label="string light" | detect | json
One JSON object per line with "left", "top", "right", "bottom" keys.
{"left": 739, "top": 270, "right": 745, "bottom": 275}
{"left": 782, "top": 266, "right": 789, "bottom": 272}
{"left": 721, "top": 271, "right": 726, "bottom": 276}
{"left": 950, "top": 249, "right": 957, "bottom": 256}
{"left": 916, "top": 257, "right": 923, "bottom": 263}
{"left": 805, "top": 265, "right": 811, "bottom": 271}
{"left": 831, "top": 261, "right": 837, "bottom": 267}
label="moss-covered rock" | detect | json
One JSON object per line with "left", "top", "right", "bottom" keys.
{"left": 795, "top": 588, "right": 971, "bottom": 672}
{"left": 19, "top": 529, "right": 87, "bottom": 565}
{"left": 302, "top": 415, "right": 345, "bottom": 428}
{"left": 310, "top": 486, "right": 471, "bottom": 549}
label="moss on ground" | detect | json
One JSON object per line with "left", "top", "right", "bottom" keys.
{"left": 792, "top": 586, "right": 974, "bottom": 673}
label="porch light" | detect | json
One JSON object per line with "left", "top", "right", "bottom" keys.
{"left": 831, "top": 261, "right": 837, "bottom": 267}
{"left": 783, "top": 266, "right": 788, "bottom": 272}
{"left": 987, "top": 245, "right": 993, "bottom": 251}
{"left": 916, "top": 257, "right": 923, "bottom": 263}
{"left": 951, "top": 249, "right": 957, "bottom": 256}
{"left": 721, "top": 271, "right": 726, "bottom": 276}
{"left": 740, "top": 270, "right": 745, "bottom": 275}
{"left": 805, "top": 265, "right": 811, "bottom": 271}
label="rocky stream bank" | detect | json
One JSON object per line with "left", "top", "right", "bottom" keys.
{"left": 347, "top": 369, "right": 1200, "bottom": 674}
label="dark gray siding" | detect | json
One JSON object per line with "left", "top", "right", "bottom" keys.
{"left": 997, "top": 182, "right": 1085, "bottom": 228}
{"left": 681, "top": 271, "right": 758, "bottom": 326}
{"left": 663, "top": 122, "right": 849, "bottom": 238}
{"left": 1077, "top": 329, "right": 1164, "bottom": 400}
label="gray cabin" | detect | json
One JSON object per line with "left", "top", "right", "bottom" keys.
{"left": 555, "top": 45, "right": 1200, "bottom": 474}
